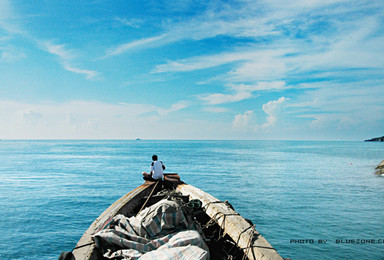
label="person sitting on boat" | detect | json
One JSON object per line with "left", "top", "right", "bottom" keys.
{"left": 142, "top": 155, "right": 165, "bottom": 181}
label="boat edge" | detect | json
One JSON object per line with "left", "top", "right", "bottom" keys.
{"left": 176, "top": 183, "right": 283, "bottom": 260}
{"left": 72, "top": 182, "right": 157, "bottom": 259}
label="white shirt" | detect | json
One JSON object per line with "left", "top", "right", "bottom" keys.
{"left": 150, "top": 160, "right": 164, "bottom": 180}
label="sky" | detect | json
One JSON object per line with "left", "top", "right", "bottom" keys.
{"left": 0, "top": 0, "right": 383, "bottom": 140}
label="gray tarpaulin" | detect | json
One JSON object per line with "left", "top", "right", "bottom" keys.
{"left": 93, "top": 199, "right": 209, "bottom": 260}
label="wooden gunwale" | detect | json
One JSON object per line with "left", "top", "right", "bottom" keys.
{"left": 176, "top": 183, "right": 283, "bottom": 260}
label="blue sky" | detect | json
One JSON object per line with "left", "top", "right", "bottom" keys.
{"left": 0, "top": 0, "right": 383, "bottom": 140}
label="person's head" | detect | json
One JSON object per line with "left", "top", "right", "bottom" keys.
{"left": 152, "top": 155, "right": 158, "bottom": 161}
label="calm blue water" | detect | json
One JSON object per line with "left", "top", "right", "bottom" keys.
{"left": 0, "top": 140, "right": 383, "bottom": 260}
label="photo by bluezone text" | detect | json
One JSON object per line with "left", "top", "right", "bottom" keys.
{"left": 290, "top": 239, "right": 384, "bottom": 244}
{"left": 336, "top": 239, "right": 384, "bottom": 244}
{"left": 290, "top": 239, "right": 327, "bottom": 244}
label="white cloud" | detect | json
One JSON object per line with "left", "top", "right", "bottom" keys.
{"left": 232, "top": 110, "right": 258, "bottom": 132}
{"left": 151, "top": 0, "right": 383, "bottom": 86}
{"left": 0, "top": 101, "right": 155, "bottom": 138}
{"left": 232, "top": 97, "right": 288, "bottom": 133}
{"left": 198, "top": 81, "right": 286, "bottom": 105}
{"left": 0, "top": 46, "right": 26, "bottom": 62}
{"left": 115, "top": 17, "right": 143, "bottom": 29}
{"left": 105, "top": 34, "right": 167, "bottom": 57}
{"left": 157, "top": 101, "right": 190, "bottom": 116}
{"left": 0, "top": 100, "right": 198, "bottom": 139}
{"left": 308, "top": 113, "right": 354, "bottom": 130}
{"left": 152, "top": 11, "right": 384, "bottom": 83}
{"left": 153, "top": 49, "right": 290, "bottom": 74}
{"left": 44, "top": 42, "right": 74, "bottom": 59}
{"left": 230, "top": 56, "right": 287, "bottom": 81}
{"left": 0, "top": 0, "right": 23, "bottom": 34}
{"left": 62, "top": 63, "right": 99, "bottom": 80}
{"left": 106, "top": 0, "right": 306, "bottom": 59}
{"left": 153, "top": 51, "right": 253, "bottom": 73}
{"left": 20, "top": 109, "right": 43, "bottom": 125}
{"left": 199, "top": 91, "right": 252, "bottom": 105}
{"left": 42, "top": 42, "right": 99, "bottom": 79}
{"left": 285, "top": 16, "right": 384, "bottom": 74}
{"left": 261, "top": 97, "right": 288, "bottom": 130}
{"left": 230, "top": 81, "right": 287, "bottom": 92}
{"left": 288, "top": 80, "right": 384, "bottom": 131}
{"left": 0, "top": 0, "right": 27, "bottom": 63}
{"left": 0, "top": 100, "right": 230, "bottom": 139}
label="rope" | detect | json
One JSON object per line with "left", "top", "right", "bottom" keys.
{"left": 137, "top": 180, "right": 160, "bottom": 215}
{"left": 203, "top": 200, "right": 234, "bottom": 211}
{"left": 240, "top": 245, "right": 277, "bottom": 251}
{"left": 202, "top": 200, "right": 275, "bottom": 259}
{"left": 237, "top": 225, "right": 277, "bottom": 260}
{"left": 203, "top": 200, "right": 238, "bottom": 238}
{"left": 203, "top": 211, "right": 240, "bottom": 239}
{"left": 72, "top": 241, "right": 95, "bottom": 251}
{"left": 236, "top": 225, "right": 255, "bottom": 245}
{"left": 243, "top": 226, "right": 255, "bottom": 260}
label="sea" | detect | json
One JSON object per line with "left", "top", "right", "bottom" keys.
{"left": 0, "top": 140, "right": 383, "bottom": 260}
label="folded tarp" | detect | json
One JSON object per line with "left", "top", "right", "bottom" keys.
{"left": 93, "top": 199, "right": 209, "bottom": 260}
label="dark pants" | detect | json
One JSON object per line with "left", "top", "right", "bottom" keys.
{"left": 143, "top": 176, "right": 161, "bottom": 181}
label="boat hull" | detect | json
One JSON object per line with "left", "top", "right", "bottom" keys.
{"left": 69, "top": 177, "right": 283, "bottom": 260}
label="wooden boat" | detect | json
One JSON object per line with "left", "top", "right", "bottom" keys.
{"left": 61, "top": 174, "right": 283, "bottom": 260}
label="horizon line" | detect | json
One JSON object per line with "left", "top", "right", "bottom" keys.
{"left": 0, "top": 138, "right": 367, "bottom": 142}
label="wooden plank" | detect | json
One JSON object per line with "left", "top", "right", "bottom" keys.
{"left": 176, "top": 184, "right": 283, "bottom": 260}
{"left": 163, "top": 173, "right": 182, "bottom": 183}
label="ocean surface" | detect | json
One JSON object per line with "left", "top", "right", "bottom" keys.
{"left": 0, "top": 140, "right": 383, "bottom": 260}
